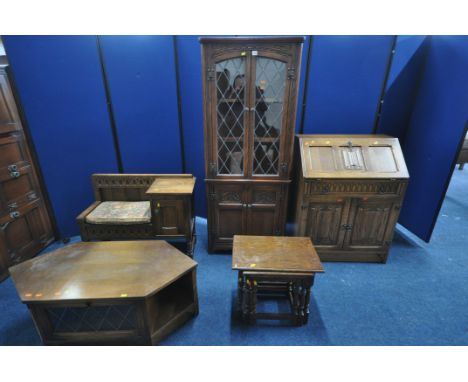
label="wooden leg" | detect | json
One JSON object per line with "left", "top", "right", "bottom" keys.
{"left": 241, "top": 277, "right": 249, "bottom": 322}
{"left": 301, "top": 276, "right": 314, "bottom": 325}
{"left": 247, "top": 278, "right": 257, "bottom": 324}
{"left": 459, "top": 163, "right": 465, "bottom": 170}
{"left": 292, "top": 282, "right": 303, "bottom": 326}
{"left": 191, "top": 269, "right": 199, "bottom": 316}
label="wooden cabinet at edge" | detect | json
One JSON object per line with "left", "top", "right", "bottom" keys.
{"left": 200, "top": 37, "right": 303, "bottom": 252}
{"left": 0, "top": 63, "right": 54, "bottom": 280}
{"left": 293, "top": 135, "right": 409, "bottom": 263}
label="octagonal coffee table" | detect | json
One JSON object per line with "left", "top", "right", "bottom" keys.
{"left": 9, "top": 240, "right": 198, "bottom": 345}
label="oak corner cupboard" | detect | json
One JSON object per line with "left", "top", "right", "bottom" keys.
{"left": 200, "top": 37, "right": 304, "bottom": 252}
{"left": 293, "top": 134, "right": 409, "bottom": 263}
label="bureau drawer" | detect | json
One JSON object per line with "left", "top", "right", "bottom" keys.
{"left": 304, "top": 180, "right": 406, "bottom": 196}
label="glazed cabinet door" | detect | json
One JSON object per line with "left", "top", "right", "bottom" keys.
{"left": 246, "top": 184, "right": 284, "bottom": 236}
{"left": 301, "top": 198, "right": 350, "bottom": 249}
{"left": 207, "top": 52, "right": 250, "bottom": 178}
{"left": 250, "top": 52, "right": 294, "bottom": 179}
{"left": 207, "top": 182, "right": 247, "bottom": 250}
{"left": 344, "top": 198, "right": 400, "bottom": 250}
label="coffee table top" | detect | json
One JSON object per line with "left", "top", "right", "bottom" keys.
{"left": 232, "top": 235, "right": 324, "bottom": 273}
{"left": 9, "top": 241, "right": 197, "bottom": 303}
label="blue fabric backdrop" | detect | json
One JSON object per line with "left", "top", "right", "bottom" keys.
{"left": 3, "top": 35, "right": 467, "bottom": 241}
{"left": 2, "top": 36, "right": 119, "bottom": 238}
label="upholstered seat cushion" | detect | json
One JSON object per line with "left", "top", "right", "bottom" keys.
{"left": 85, "top": 201, "right": 151, "bottom": 225}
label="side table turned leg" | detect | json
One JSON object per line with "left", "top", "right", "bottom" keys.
{"left": 301, "top": 276, "right": 315, "bottom": 325}
{"left": 242, "top": 278, "right": 257, "bottom": 324}
{"left": 292, "top": 281, "right": 303, "bottom": 326}
{"left": 248, "top": 279, "right": 257, "bottom": 324}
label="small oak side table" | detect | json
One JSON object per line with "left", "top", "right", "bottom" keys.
{"left": 232, "top": 235, "right": 324, "bottom": 325}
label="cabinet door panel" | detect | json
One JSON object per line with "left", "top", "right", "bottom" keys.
{"left": 208, "top": 183, "right": 246, "bottom": 246}
{"left": 345, "top": 199, "right": 394, "bottom": 248}
{"left": 154, "top": 200, "right": 184, "bottom": 235}
{"left": 0, "top": 201, "right": 50, "bottom": 268}
{"left": 0, "top": 72, "right": 18, "bottom": 134}
{"left": 304, "top": 199, "right": 349, "bottom": 249}
{"left": 247, "top": 184, "right": 283, "bottom": 235}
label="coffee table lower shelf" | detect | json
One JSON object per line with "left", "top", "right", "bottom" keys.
{"left": 27, "top": 270, "right": 198, "bottom": 345}
{"left": 237, "top": 271, "right": 316, "bottom": 326}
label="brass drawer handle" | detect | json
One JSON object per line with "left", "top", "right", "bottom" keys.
{"left": 342, "top": 224, "right": 352, "bottom": 231}
{"left": 10, "top": 211, "right": 20, "bottom": 219}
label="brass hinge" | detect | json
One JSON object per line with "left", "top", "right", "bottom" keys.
{"left": 280, "top": 162, "right": 288, "bottom": 174}
{"left": 209, "top": 162, "right": 217, "bottom": 176}
{"left": 207, "top": 67, "right": 215, "bottom": 81}
{"left": 287, "top": 67, "right": 296, "bottom": 80}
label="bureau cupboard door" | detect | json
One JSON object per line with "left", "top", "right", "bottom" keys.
{"left": 303, "top": 198, "right": 350, "bottom": 249}
{"left": 246, "top": 184, "right": 283, "bottom": 235}
{"left": 344, "top": 198, "right": 398, "bottom": 250}
{"left": 208, "top": 183, "right": 246, "bottom": 247}
{"left": 154, "top": 200, "right": 185, "bottom": 236}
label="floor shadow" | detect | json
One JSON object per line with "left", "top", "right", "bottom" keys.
{"left": 229, "top": 288, "right": 331, "bottom": 343}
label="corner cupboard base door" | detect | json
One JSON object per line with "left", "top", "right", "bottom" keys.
{"left": 207, "top": 182, "right": 287, "bottom": 253}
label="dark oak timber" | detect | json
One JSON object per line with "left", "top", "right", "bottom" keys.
{"left": 201, "top": 37, "right": 304, "bottom": 252}
{"left": 77, "top": 174, "right": 196, "bottom": 257}
{"left": 9, "top": 240, "right": 198, "bottom": 345}
{"left": 0, "top": 63, "right": 54, "bottom": 281}
{"left": 232, "top": 235, "right": 323, "bottom": 325}
{"left": 293, "top": 134, "right": 409, "bottom": 263}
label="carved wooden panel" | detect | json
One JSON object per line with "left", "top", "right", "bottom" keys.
{"left": 304, "top": 180, "right": 401, "bottom": 195}
{"left": 305, "top": 201, "right": 348, "bottom": 248}
{"left": 0, "top": 67, "right": 54, "bottom": 280}
{"left": 0, "top": 72, "right": 17, "bottom": 134}
{"left": 252, "top": 190, "right": 277, "bottom": 204}
{"left": 345, "top": 199, "right": 393, "bottom": 248}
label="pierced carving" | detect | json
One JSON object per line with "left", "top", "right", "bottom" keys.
{"left": 93, "top": 175, "right": 156, "bottom": 189}
{"left": 304, "top": 181, "right": 401, "bottom": 195}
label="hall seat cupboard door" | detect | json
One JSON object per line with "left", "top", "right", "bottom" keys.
{"left": 0, "top": 64, "right": 54, "bottom": 281}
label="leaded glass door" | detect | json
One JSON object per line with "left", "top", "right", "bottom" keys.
{"left": 250, "top": 55, "right": 288, "bottom": 177}
{"left": 212, "top": 55, "right": 249, "bottom": 177}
